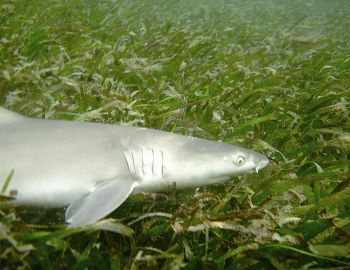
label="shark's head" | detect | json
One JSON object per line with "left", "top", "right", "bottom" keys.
{"left": 165, "top": 137, "right": 269, "bottom": 188}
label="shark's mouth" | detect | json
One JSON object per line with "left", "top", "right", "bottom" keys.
{"left": 255, "top": 160, "right": 269, "bottom": 173}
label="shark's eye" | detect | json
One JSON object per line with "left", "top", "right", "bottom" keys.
{"left": 235, "top": 156, "right": 245, "bottom": 165}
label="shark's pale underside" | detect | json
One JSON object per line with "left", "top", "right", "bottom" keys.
{"left": 0, "top": 107, "right": 269, "bottom": 227}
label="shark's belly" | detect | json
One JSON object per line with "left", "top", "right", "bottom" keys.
{"left": 0, "top": 163, "right": 96, "bottom": 207}
{"left": 0, "top": 153, "right": 128, "bottom": 207}
{"left": 3, "top": 173, "right": 91, "bottom": 207}
{"left": 0, "top": 125, "right": 129, "bottom": 207}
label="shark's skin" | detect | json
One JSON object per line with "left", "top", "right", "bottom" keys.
{"left": 0, "top": 107, "right": 269, "bottom": 227}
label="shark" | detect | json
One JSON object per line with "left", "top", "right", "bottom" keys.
{"left": 0, "top": 107, "right": 269, "bottom": 227}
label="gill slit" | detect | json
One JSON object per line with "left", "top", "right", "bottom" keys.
{"left": 161, "top": 150, "right": 164, "bottom": 177}
{"left": 122, "top": 151, "right": 131, "bottom": 173}
{"left": 131, "top": 150, "right": 136, "bottom": 175}
{"left": 151, "top": 148, "right": 155, "bottom": 175}
{"left": 141, "top": 147, "right": 145, "bottom": 177}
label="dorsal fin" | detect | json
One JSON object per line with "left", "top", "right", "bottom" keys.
{"left": 0, "top": 107, "right": 26, "bottom": 123}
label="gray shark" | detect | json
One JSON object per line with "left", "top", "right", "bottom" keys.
{"left": 0, "top": 107, "right": 269, "bottom": 227}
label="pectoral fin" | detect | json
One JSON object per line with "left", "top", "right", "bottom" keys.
{"left": 65, "top": 176, "right": 137, "bottom": 228}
